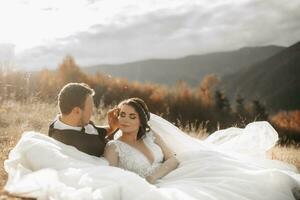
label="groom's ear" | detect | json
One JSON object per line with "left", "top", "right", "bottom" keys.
{"left": 72, "top": 107, "right": 82, "bottom": 115}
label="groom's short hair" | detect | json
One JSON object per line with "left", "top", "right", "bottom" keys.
{"left": 58, "top": 83, "right": 95, "bottom": 115}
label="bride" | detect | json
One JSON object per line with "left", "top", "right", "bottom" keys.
{"left": 104, "top": 98, "right": 179, "bottom": 184}
{"left": 4, "top": 98, "right": 300, "bottom": 200}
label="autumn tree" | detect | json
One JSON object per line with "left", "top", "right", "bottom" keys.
{"left": 197, "top": 74, "right": 219, "bottom": 107}
{"left": 57, "top": 55, "right": 88, "bottom": 85}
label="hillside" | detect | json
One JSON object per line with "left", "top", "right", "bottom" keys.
{"left": 223, "top": 41, "right": 300, "bottom": 111}
{"left": 83, "top": 46, "right": 284, "bottom": 86}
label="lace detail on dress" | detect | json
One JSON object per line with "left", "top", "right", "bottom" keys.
{"left": 146, "top": 131, "right": 156, "bottom": 141}
{"left": 108, "top": 131, "right": 163, "bottom": 178}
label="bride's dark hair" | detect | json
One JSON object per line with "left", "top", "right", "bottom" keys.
{"left": 118, "top": 97, "right": 151, "bottom": 140}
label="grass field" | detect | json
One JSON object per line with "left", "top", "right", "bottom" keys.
{"left": 0, "top": 100, "right": 299, "bottom": 199}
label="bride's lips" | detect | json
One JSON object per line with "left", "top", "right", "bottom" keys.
{"left": 120, "top": 124, "right": 130, "bottom": 128}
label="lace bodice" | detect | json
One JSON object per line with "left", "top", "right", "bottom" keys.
{"left": 107, "top": 131, "right": 164, "bottom": 178}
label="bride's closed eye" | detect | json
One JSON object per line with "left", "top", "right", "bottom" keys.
{"left": 129, "top": 114, "right": 137, "bottom": 119}
{"left": 119, "top": 112, "right": 137, "bottom": 119}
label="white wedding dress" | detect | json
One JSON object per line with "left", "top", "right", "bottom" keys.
{"left": 4, "top": 114, "right": 300, "bottom": 200}
{"left": 107, "top": 131, "right": 164, "bottom": 178}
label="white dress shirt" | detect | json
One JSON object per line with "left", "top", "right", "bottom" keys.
{"left": 53, "top": 115, "right": 99, "bottom": 135}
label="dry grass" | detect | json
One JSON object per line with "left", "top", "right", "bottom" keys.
{"left": 0, "top": 101, "right": 300, "bottom": 199}
{"left": 270, "top": 146, "right": 300, "bottom": 171}
{"left": 0, "top": 100, "right": 57, "bottom": 200}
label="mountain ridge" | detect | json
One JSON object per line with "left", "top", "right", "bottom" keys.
{"left": 83, "top": 45, "right": 284, "bottom": 86}
{"left": 223, "top": 41, "right": 300, "bottom": 111}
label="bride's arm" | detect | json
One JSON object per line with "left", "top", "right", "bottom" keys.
{"left": 104, "top": 143, "right": 119, "bottom": 166}
{"left": 146, "top": 132, "right": 179, "bottom": 184}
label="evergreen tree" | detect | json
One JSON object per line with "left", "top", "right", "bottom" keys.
{"left": 251, "top": 100, "right": 268, "bottom": 121}
{"left": 214, "top": 90, "right": 230, "bottom": 113}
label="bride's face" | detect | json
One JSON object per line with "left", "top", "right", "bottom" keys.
{"left": 118, "top": 104, "right": 141, "bottom": 134}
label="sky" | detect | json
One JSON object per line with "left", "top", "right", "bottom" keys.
{"left": 0, "top": 0, "right": 300, "bottom": 70}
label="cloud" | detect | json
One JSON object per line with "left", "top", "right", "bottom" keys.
{"left": 15, "top": 0, "right": 300, "bottom": 70}
{"left": 0, "top": 43, "right": 15, "bottom": 64}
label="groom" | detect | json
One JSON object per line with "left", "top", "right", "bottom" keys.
{"left": 48, "top": 82, "right": 119, "bottom": 157}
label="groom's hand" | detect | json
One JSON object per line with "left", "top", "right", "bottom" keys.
{"left": 107, "top": 107, "right": 120, "bottom": 134}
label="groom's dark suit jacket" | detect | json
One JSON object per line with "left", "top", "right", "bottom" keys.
{"left": 48, "top": 120, "right": 115, "bottom": 157}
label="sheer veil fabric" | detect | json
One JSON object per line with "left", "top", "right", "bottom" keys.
{"left": 4, "top": 113, "right": 300, "bottom": 200}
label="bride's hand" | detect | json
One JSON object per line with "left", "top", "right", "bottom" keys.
{"left": 145, "top": 175, "right": 156, "bottom": 184}
{"left": 107, "top": 107, "right": 120, "bottom": 131}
